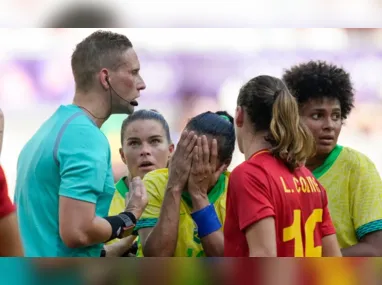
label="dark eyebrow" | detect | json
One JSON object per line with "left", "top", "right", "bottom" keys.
{"left": 311, "top": 107, "right": 341, "bottom": 112}
{"left": 126, "top": 137, "right": 140, "bottom": 141}
{"left": 126, "top": 135, "right": 163, "bottom": 141}
{"left": 148, "top": 135, "right": 163, "bottom": 139}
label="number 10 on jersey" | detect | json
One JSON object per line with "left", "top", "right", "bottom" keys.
{"left": 283, "top": 209, "right": 323, "bottom": 257}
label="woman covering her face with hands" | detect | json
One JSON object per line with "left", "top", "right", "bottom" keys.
{"left": 135, "top": 111, "right": 235, "bottom": 257}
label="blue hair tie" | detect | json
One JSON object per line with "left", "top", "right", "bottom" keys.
{"left": 219, "top": 115, "right": 230, "bottom": 122}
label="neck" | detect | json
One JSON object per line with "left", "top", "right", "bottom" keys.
{"left": 305, "top": 154, "right": 328, "bottom": 172}
{"left": 73, "top": 91, "right": 110, "bottom": 128}
{"left": 242, "top": 130, "right": 272, "bottom": 160}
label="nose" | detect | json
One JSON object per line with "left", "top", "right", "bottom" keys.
{"left": 140, "top": 142, "right": 151, "bottom": 156}
{"left": 138, "top": 76, "right": 146, "bottom": 91}
{"left": 323, "top": 117, "right": 335, "bottom": 130}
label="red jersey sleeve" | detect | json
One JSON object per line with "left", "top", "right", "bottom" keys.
{"left": 232, "top": 164, "right": 275, "bottom": 231}
{"left": 0, "top": 166, "right": 15, "bottom": 218}
{"left": 318, "top": 182, "right": 336, "bottom": 237}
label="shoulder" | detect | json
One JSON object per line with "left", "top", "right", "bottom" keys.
{"left": 143, "top": 168, "right": 169, "bottom": 198}
{"left": 58, "top": 115, "right": 109, "bottom": 156}
{"left": 341, "top": 146, "right": 377, "bottom": 171}
{"left": 65, "top": 115, "right": 106, "bottom": 142}
{"left": 230, "top": 159, "right": 269, "bottom": 186}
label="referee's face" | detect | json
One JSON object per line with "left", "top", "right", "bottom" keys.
{"left": 109, "top": 48, "right": 146, "bottom": 115}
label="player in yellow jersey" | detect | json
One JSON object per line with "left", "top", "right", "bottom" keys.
{"left": 103, "top": 109, "right": 174, "bottom": 256}
{"left": 283, "top": 60, "right": 382, "bottom": 256}
{"left": 135, "top": 111, "right": 235, "bottom": 257}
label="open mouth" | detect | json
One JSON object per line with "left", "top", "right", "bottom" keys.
{"left": 139, "top": 161, "right": 154, "bottom": 168}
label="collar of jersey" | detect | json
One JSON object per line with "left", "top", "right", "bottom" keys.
{"left": 312, "top": 144, "right": 343, "bottom": 179}
{"left": 181, "top": 172, "right": 227, "bottom": 209}
{"left": 250, "top": 149, "right": 270, "bottom": 160}
{"left": 115, "top": 176, "right": 130, "bottom": 198}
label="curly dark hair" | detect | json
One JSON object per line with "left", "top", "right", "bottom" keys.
{"left": 282, "top": 60, "right": 355, "bottom": 119}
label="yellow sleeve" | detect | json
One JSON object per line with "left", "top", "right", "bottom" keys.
{"left": 108, "top": 190, "right": 125, "bottom": 216}
{"left": 106, "top": 191, "right": 126, "bottom": 245}
{"left": 350, "top": 153, "right": 382, "bottom": 240}
{"left": 135, "top": 170, "right": 166, "bottom": 231}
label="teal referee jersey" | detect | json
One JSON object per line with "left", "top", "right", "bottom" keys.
{"left": 14, "top": 104, "right": 114, "bottom": 257}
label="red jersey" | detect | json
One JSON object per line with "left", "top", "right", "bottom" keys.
{"left": 224, "top": 150, "right": 336, "bottom": 257}
{"left": 0, "top": 165, "right": 15, "bottom": 218}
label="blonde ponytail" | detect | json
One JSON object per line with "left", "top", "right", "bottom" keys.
{"left": 268, "top": 89, "right": 316, "bottom": 171}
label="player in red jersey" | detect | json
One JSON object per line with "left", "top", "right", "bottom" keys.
{"left": 224, "top": 75, "right": 341, "bottom": 257}
{"left": 0, "top": 109, "right": 23, "bottom": 256}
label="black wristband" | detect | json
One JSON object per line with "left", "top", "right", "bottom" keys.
{"left": 104, "top": 215, "right": 126, "bottom": 242}
{"left": 123, "top": 211, "right": 137, "bottom": 225}
{"left": 104, "top": 212, "right": 137, "bottom": 242}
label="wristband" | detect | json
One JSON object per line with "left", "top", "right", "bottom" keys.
{"left": 191, "top": 204, "right": 221, "bottom": 238}
{"left": 123, "top": 211, "right": 137, "bottom": 225}
{"left": 104, "top": 212, "right": 136, "bottom": 242}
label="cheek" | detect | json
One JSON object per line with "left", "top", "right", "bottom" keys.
{"left": 125, "top": 151, "right": 139, "bottom": 169}
{"left": 333, "top": 122, "right": 342, "bottom": 139}
{"left": 152, "top": 147, "right": 170, "bottom": 167}
{"left": 120, "top": 72, "right": 135, "bottom": 89}
{"left": 123, "top": 78, "right": 135, "bottom": 90}
{"left": 302, "top": 118, "right": 320, "bottom": 137}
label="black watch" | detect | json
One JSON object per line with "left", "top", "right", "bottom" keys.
{"left": 117, "top": 212, "right": 137, "bottom": 238}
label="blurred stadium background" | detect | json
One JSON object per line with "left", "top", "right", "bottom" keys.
{"left": 1, "top": 28, "right": 382, "bottom": 199}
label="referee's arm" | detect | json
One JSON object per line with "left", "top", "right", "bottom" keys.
{"left": 57, "top": 124, "right": 146, "bottom": 249}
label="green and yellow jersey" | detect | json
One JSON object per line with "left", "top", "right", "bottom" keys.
{"left": 109, "top": 177, "right": 129, "bottom": 217}
{"left": 135, "top": 168, "right": 229, "bottom": 257}
{"left": 313, "top": 145, "right": 382, "bottom": 248}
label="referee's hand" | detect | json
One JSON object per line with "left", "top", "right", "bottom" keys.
{"left": 125, "top": 177, "right": 148, "bottom": 220}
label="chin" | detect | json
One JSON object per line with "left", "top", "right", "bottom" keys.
{"left": 125, "top": 105, "right": 135, "bottom": 115}
{"left": 317, "top": 145, "right": 336, "bottom": 156}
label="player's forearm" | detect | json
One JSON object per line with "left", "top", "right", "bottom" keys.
{"left": 62, "top": 216, "right": 112, "bottom": 248}
{"left": 143, "top": 187, "right": 182, "bottom": 257}
{"left": 191, "top": 196, "right": 224, "bottom": 257}
{"left": 0, "top": 213, "right": 24, "bottom": 256}
{"left": 104, "top": 235, "right": 136, "bottom": 257}
{"left": 322, "top": 234, "right": 342, "bottom": 257}
{"left": 341, "top": 242, "right": 379, "bottom": 257}
{"left": 200, "top": 231, "right": 224, "bottom": 257}
{"left": 63, "top": 216, "right": 135, "bottom": 249}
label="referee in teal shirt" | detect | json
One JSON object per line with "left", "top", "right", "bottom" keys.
{"left": 14, "top": 30, "right": 147, "bottom": 257}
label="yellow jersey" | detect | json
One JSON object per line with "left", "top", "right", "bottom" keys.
{"left": 313, "top": 145, "right": 382, "bottom": 248}
{"left": 135, "top": 168, "right": 229, "bottom": 257}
